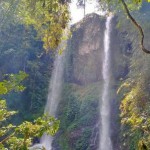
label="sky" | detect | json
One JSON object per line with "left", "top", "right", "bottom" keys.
{"left": 69, "top": 0, "right": 105, "bottom": 24}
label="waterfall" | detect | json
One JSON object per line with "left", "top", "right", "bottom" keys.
{"left": 99, "top": 15, "right": 113, "bottom": 150}
{"left": 40, "top": 31, "right": 68, "bottom": 150}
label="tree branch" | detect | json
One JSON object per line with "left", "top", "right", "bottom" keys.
{"left": 120, "top": 0, "right": 150, "bottom": 54}
{"left": 0, "top": 132, "right": 15, "bottom": 144}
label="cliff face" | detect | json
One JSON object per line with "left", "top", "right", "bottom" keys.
{"left": 69, "top": 14, "right": 105, "bottom": 85}
{"left": 66, "top": 13, "right": 128, "bottom": 85}
{"left": 54, "top": 13, "right": 130, "bottom": 150}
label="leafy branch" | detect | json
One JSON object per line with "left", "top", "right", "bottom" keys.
{"left": 121, "top": 0, "right": 150, "bottom": 54}
{"left": 0, "top": 72, "right": 60, "bottom": 149}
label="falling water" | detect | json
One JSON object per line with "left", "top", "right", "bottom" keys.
{"left": 99, "top": 15, "right": 113, "bottom": 150}
{"left": 40, "top": 32, "right": 68, "bottom": 150}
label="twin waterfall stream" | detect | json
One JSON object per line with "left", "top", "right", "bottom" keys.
{"left": 41, "top": 15, "right": 113, "bottom": 150}
{"left": 99, "top": 15, "right": 113, "bottom": 150}
{"left": 40, "top": 38, "right": 67, "bottom": 149}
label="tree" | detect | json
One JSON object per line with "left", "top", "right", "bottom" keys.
{"left": 117, "top": 16, "right": 150, "bottom": 149}
{"left": 1, "top": 0, "right": 150, "bottom": 53}
{"left": 120, "top": 0, "right": 150, "bottom": 54}
{"left": 0, "top": 0, "right": 70, "bottom": 51}
{"left": 99, "top": 0, "right": 150, "bottom": 53}
{"left": 0, "top": 72, "right": 60, "bottom": 150}
{"left": 76, "top": 0, "right": 86, "bottom": 16}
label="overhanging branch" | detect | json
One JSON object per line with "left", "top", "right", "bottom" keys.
{"left": 121, "top": 0, "right": 150, "bottom": 54}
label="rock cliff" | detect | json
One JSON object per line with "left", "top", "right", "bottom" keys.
{"left": 53, "top": 13, "right": 130, "bottom": 150}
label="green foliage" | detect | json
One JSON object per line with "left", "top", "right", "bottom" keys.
{"left": 0, "top": 71, "right": 28, "bottom": 95}
{"left": 3, "top": 71, "right": 28, "bottom": 92}
{"left": 0, "top": 100, "right": 17, "bottom": 122}
{"left": 118, "top": 20, "right": 150, "bottom": 149}
{"left": 0, "top": 73, "right": 60, "bottom": 149}
{"left": 4, "top": 115, "right": 59, "bottom": 150}
{"left": 0, "top": 24, "right": 53, "bottom": 120}
{"left": 75, "top": 127, "right": 91, "bottom": 150}
{"left": 16, "top": 0, "right": 70, "bottom": 51}
{"left": 55, "top": 83, "right": 100, "bottom": 149}
{"left": 120, "top": 82, "right": 150, "bottom": 149}
{"left": 99, "top": 0, "right": 150, "bottom": 12}
{"left": 0, "top": 112, "right": 59, "bottom": 149}
{"left": 0, "top": 0, "right": 70, "bottom": 51}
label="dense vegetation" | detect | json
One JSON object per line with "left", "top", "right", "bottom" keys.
{"left": 0, "top": 0, "right": 68, "bottom": 148}
{"left": 118, "top": 16, "right": 150, "bottom": 150}
{"left": 0, "top": 72, "right": 59, "bottom": 149}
